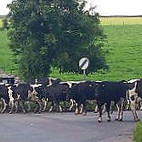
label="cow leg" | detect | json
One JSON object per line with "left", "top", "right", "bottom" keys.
{"left": 0, "top": 100, "right": 3, "bottom": 112}
{"left": 55, "top": 101, "right": 63, "bottom": 112}
{"left": 59, "top": 104, "right": 63, "bottom": 112}
{"left": 94, "top": 104, "right": 98, "bottom": 113}
{"left": 82, "top": 103, "right": 87, "bottom": 116}
{"left": 97, "top": 102, "right": 103, "bottom": 123}
{"left": 26, "top": 101, "right": 31, "bottom": 112}
{"left": 42, "top": 98, "right": 48, "bottom": 112}
{"left": 49, "top": 101, "right": 54, "bottom": 112}
{"left": 130, "top": 96, "right": 140, "bottom": 122}
{"left": 9, "top": 100, "right": 15, "bottom": 114}
{"left": 140, "top": 101, "right": 142, "bottom": 110}
{"left": 116, "top": 99, "right": 124, "bottom": 121}
{"left": 69, "top": 99, "right": 75, "bottom": 111}
{"left": 1, "top": 99, "right": 8, "bottom": 113}
{"left": 20, "top": 100, "right": 26, "bottom": 113}
{"left": 105, "top": 102, "right": 111, "bottom": 122}
{"left": 102, "top": 104, "right": 106, "bottom": 114}
{"left": 126, "top": 100, "right": 130, "bottom": 110}
{"left": 15, "top": 101, "right": 19, "bottom": 113}
{"left": 75, "top": 103, "right": 79, "bottom": 115}
{"left": 79, "top": 104, "right": 84, "bottom": 114}
{"left": 34, "top": 100, "right": 42, "bottom": 113}
{"left": 38, "top": 100, "right": 43, "bottom": 113}
{"left": 119, "top": 99, "right": 124, "bottom": 121}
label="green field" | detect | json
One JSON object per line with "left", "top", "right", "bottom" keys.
{"left": 0, "top": 18, "right": 3, "bottom": 27}
{"left": 100, "top": 17, "right": 142, "bottom": 25}
{"left": 1, "top": 17, "right": 142, "bottom": 81}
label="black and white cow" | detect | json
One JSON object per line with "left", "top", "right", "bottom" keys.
{"left": 10, "top": 83, "right": 34, "bottom": 113}
{"left": 47, "top": 83, "right": 70, "bottom": 112}
{"left": 29, "top": 77, "right": 62, "bottom": 112}
{"left": 126, "top": 79, "right": 142, "bottom": 121}
{"left": 67, "top": 81, "right": 98, "bottom": 115}
{"left": 94, "top": 81, "right": 129, "bottom": 122}
{"left": 0, "top": 84, "right": 9, "bottom": 113}
{"left": 5, "top": 82, "right": 45, "bottom": 113}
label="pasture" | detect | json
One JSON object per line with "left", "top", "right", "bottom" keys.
{"left": 100, "top": 16, "right": 142, "bottom": 25}
{"left": 0, "top": 18, "right": 3, "bottom": 27}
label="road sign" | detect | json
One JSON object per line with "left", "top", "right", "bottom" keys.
{"left": 79, "top": 57, "right": 89, "bottom": 70}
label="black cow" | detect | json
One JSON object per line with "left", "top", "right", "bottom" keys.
{"left": 94, "top": 81, "right": 129, "bottom": 122}
{"left": 67, "top": 81, "right": 98, "bottom": 115}
{"left": 47, "top": 83, "right": 70, "bottom": 112}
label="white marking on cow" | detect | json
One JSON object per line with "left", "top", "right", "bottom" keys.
{"left": 127, "top": 79, "right": 140, "bottom": 83}
{"left": 60, "top": 81, "right": 85, "bottom": 88}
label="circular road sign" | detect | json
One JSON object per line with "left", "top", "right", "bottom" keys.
{"left": 79, "top": 57, "right": 89, "bottom": 70}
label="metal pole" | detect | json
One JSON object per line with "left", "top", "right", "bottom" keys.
{"left": 83, "top": 69, "right": 86, "bottom": 80}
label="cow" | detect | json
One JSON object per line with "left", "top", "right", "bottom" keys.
{"left": 67, "top": 81, "right": 99, "bottom": 115}
{"left": 0, "top": 83, "right": 18, "bottom": 113}
{"left": 48, "top": 83, "right": 70, "bottom": 112}
{"left": 29, "top": 77, "right": 62, "bottom": 112}
{"left": 126, "top": 79, "right": 142, "bottom": 122}
{"left": 6, "top": 82, "right": 44, "bottom": 113}
{"left": 93, "top": 81, "right": 129, "bottom": 122}
{"left": 9, "top": 83, "right": 33, "bottom": 113}
{"left": 0, "top": 84, "right": 9, "bottom": 113}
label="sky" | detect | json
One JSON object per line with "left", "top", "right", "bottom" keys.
{"left": 0, "top": 0, "right": 142, "bottom": 16}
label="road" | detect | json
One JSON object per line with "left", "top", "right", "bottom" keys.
{"left": 0, "top": 111, "right": 141, "bottom": 142}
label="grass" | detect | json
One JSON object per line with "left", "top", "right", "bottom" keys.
{"left": 0, "top": 18, "right": 3, "bottom": 27}
{"left": 134, "top": 122, "right": 142, "bottom": 142}
{"left": 100, "top": 17, "right": 142, "bottom": 25}
{"left": 0, "top": 30, "right": 18, "bottom": 74}
{"left": 50, "top": 24, "right": 142, "bottom": 81}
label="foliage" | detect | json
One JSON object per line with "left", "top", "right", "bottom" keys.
{"left": 1, "top": 18, "right": 9, "bottom": 30}
{"left": 6, "top": 0, "right": 106, "bottom": 80}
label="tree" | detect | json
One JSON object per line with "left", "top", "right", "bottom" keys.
{"left": 1, "top": 18, "right": 9, "bottom": 30}
{"left": 7, "top": 0, "right": 107, "bottom": 80}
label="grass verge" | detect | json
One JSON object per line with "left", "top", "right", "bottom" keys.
{"left": 134, "top": 122, "right": 142, "bottom": 142}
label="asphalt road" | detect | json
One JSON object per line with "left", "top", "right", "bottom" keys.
{"left": 0, "top": 111, "right": 141, "bottom": 142}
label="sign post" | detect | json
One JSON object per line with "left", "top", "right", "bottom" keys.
{"left": 79, "top": 57, "right": 89, "bottom": 80}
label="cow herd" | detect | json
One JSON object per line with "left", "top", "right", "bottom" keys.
{"left": 0, "top": 77, "right": 142, "bottom": 123}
